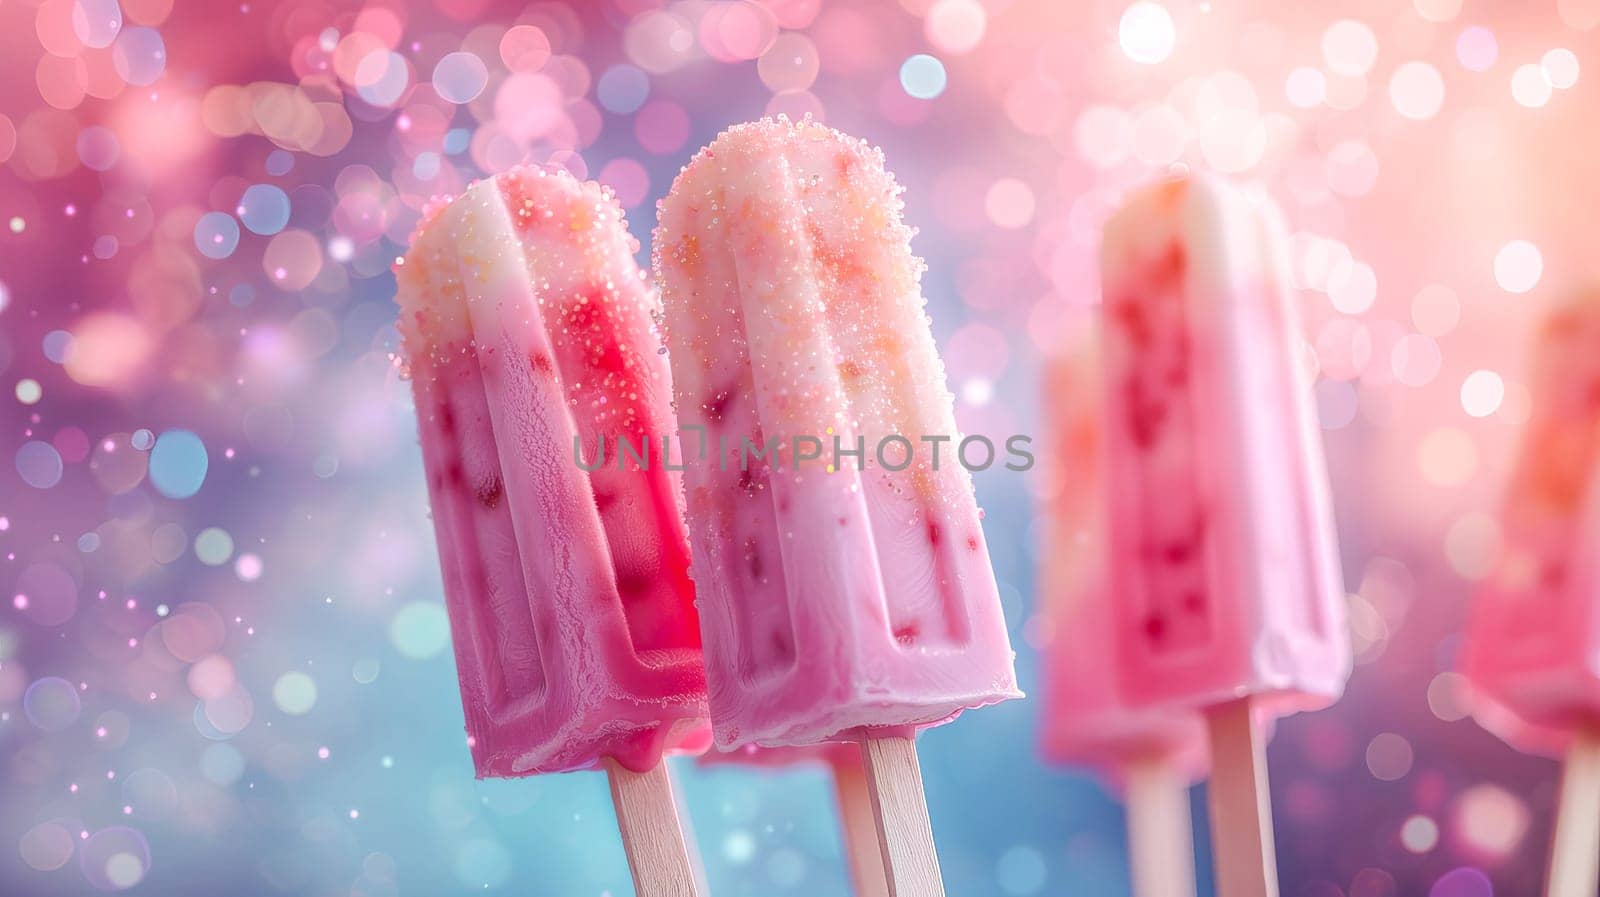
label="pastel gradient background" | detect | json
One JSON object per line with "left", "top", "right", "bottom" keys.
{"left": 2, "top": 0, "right": 1599, "bottom": 895}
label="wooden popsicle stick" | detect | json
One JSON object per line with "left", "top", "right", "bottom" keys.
{"left": 859, "top": 734, "right": 947, "bottom": 897}
{"left": 605, "top": 759, "right": 706, "bottom": 897}
{"left": 1125, "top": 757, "right": 1198, "bottom": 897}
{"left": 1204, "top": 698, "right": 1278, "bottom": 897}
{"left": 832, "top": 760, "right": 893, "bottom": 897}
{"left": 1546, "top": 731, "right": 1600, "bottom": 897}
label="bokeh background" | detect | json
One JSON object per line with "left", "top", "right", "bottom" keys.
{"left": 3, "top": 0, "right": 1600, "bottom": 894}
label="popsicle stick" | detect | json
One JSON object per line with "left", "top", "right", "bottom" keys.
{"left": 605, "top": 760, "right": 705, "bottom": 897}
{"left": 859, "top": 734, "right": 946, "bottom": 897}
{"left": 664, "top": 760, "right": 712, "bottom": 897}
{"left": 1546, "top": 731, "right": 1600, "bottom": 897}
{"left": 832, "top": 760, "right": 892, "bottom": 897}
{"left": 1125, "top": 758, "right": 1198, "bottom": 897}
{"left": 1204, "top": 698, "right": 1278, "bottom": 897}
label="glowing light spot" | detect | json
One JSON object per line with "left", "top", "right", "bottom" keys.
{"left": 17, "top": 441, "right": 64, "bottom": 489}
{"left": 236, "top": 184, "right": 291, "bottom": 236}
{"left": 1493, "top": 240, "right": 1542, "bottom": 294}
{"left": 1511, "top": 64, "right": 1552, "bottom": 108}
{"left": 272, "top": 671, "right": 317, "bottom": 715}
{"left": 193, "top": 212, "right": 240, "bottom": 259}
{"left": 235, "top": 553, "right": 262, "bottom": 581}
{"left": 19, "top": 822, "right": 75, "bottom": 871}
{"left": 1329, "top": 261, "right": 1377, "bottom": 314}
{"left": 925, "top": 0, "right": 986, "bottom": 55}
{"left": 1456, "top": 785, "right": 1528, "bottom": 859}
{"left": 1118, "top": 2, "right": 1175, "bottom": 65}
{"left": 194, "top": 527, "right": 234, "bottom": 565}
{"left": 984, "top": 179, "right": 1035, "bottom": 229}
{"left": 597, "top": 64, "right": 649, "bottom": 114}
{"left": 1365, "top": 732, "right": 1414, "bottom": 780}
{"left": 1459, "top": 370, "right": 1504, "bottom": 418}
{"left": 433, "top": 52, "right": 488, "bottom": 104}
{"left": 1322, "top": 20, "right": 1378, "bottom": 77}
{"left": 390, "top": 602, "right": 450, "bottom": 660}
{"left": 1285, "top": 67, "right": 1326, "bottom": 108}
{"left": 112, "top": 27, "right": 166, "bottom": 86}
{"left": 1455, "top": 27, "right": 1496, "bottom": 72}
{"left": 1427, "top": 672, "right": 1471, "bottom": 720}
{"left": 148, "top": 429, "right": 208, "bottom": 498}
{"left": 1389, "top": 61, "right": 1445, "bottom": 120}
{"left": 899, "top": 54, "right": 947, "bottom": 99}
{"left": 1402, "top": 815, "right": 1440, "bottom": 853}
{"left": 1542, "top": 48, "right": 1580, "bottom": 89}
{"left": 16, "top": 379, "right": 43, "bottom": 404}
{"left": 1411, "top": 284, "right": 1460, "bottom": 336}
{"left": 1413, "top": 0, "right": 1462, "bottom": 21}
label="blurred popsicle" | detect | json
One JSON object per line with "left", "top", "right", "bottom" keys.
{"left": 1097, "top": 175, "right": 1350, "bottom": 897}
{"left": 396, "top": 167, "right": 709, "bottom": 896}
{"left": 1038, "top": 328, "right": 1208, "bottom": 897}
{"left": 700, "top": 744, "right": 888, "bottom": 897}
{"left": 1460, "top": 290, "right": 1600, "bottom": 897}
{"left": 656, "top": 117, "right": 1023, "bottom": 896}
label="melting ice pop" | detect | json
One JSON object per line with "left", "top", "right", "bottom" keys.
{"left": 1098, "top": 175, "right": 1349, "bottom": 897}
{"left": 396, "top": 167, "right": 709, "bottom": 896}
{"left": 1461, "top": 290, "right": 1600, "bottom": 897}
{"left": 700, "top": 745, "right": 888, "bottom": 897}
{"left": 655, "top": 117, "right": 1022, "bottom": 896}
{"left": 1039, "top": 330, "right": 1207, "bottom": 897}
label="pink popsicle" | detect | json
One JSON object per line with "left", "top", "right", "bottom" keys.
{"left": 1038, "top": 331, "right": 1207, "bottom": 897}
{"left": 655, "top": 116, "right": 1021, "bottom": 896}
{"left": 1461, "top": 290, "right": 1600, "bottom": 897}
{"left": 1098, "top": 175, "right": 1349, "bottom": 897}
{"left": 396, "top": 166, "right": 709, "bottom": 894}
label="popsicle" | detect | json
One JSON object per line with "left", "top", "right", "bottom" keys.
{"left": 700, "top": 745, "right": 888, "bottom": 897}
{"left": 1460, "top": 289, "right": 1600, "bottom": 897}
{"left": 395, "top": 166, "right": 710, "bottom": 896}
{"left": 655, "top": 116, "right": 1023, "bottom": 896}
{"left": 1097, "top": 175, "right": 1349, "bottom": 897}
{"left": 1038, "top": 329, "right": 1208, "bottom": 897}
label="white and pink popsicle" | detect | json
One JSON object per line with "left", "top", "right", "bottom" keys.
{"left": 655, "top": 116, "right": 1022, "bottom": 896}
{"left": 1038, "top": 332, "right": 1207, "bottom": 897}
{"left": 1460, "top": 290, "right": 1600, "bottom": 897}
{"left": 396, "top": 167, "right": 708, "bottom": 895}
{"left": 1098, "top": 175, "right": 1349, "bottom": 897}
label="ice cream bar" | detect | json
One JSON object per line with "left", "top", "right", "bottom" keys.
{"left": 396, "top": 166, "right": 708, "bottom": 894}
{"left": 1098, "top": 175, "right": 1349, "bottom": 897}
{"left": 656, "top": 116, "right": 1021, "bottom": 896}
{"left": 1039, "top": 329, "right": 1205, "bottom": 897}
{"left": 1039, "top": 334, "right": 1209, "bottom": 781}
{"left": 1462, "top": 291, "right": 1600, "bottom": 753}
{"left": 1460, "top": 290, "right": 1600, "bottom": 897}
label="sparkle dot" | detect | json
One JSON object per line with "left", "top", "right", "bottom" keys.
{"left": 8, "top": 217, "right": 24, "bottom": 234}
{"left": 1119, "top": 2, "right": 1176, "bottom": 65}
